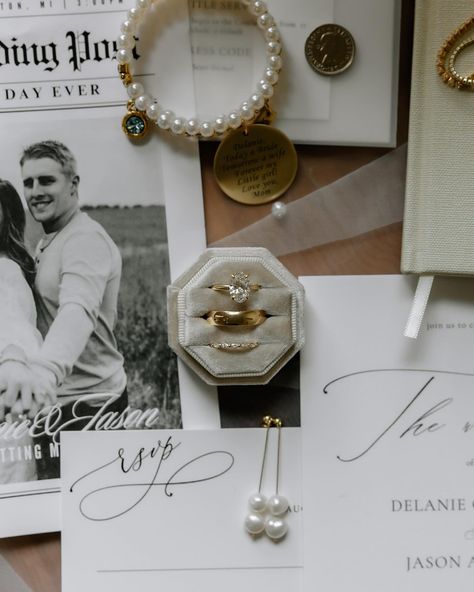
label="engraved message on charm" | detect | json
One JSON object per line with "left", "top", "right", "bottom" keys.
{"left": 213, "top": 124, "right": 298, "bottom": 205}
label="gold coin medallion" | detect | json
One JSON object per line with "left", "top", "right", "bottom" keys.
{"left": 213, "top": 124, "right": 298, "bottom": 205}
{"left": 305, "top": 23, "right": 355, "bottom": 76}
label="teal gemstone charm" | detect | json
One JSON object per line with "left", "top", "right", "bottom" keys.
{"left": 122, "top": 110, "right": 148, "bottom": 138}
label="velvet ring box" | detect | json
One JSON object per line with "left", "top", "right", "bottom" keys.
{"left": 167, "top": 247, "right": 305, "bottom": 385}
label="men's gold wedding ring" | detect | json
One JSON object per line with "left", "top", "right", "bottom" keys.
{"left": 206, "top": 310, "right": 268, "bottom": 327}
{"left": 210, "top": 272, "right": 261, "bottom": 304}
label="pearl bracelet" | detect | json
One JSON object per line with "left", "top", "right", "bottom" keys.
{"left": 116, "top": 0, "right": 283, "bottom": 138}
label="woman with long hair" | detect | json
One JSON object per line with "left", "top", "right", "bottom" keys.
{"left": 0, "top": 179, "right": 43, "bottom": 483}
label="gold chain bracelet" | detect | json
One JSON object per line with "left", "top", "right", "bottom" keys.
{"left": 436, "top": 15, "right": 474, "bottom": 89}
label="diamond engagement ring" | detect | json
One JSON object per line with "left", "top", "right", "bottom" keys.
{"left": 211, "top": 272, "right": 261, "bottom": 304}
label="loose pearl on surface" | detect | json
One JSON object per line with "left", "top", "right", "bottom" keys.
{"left": 267, "top": 494, "right": 289, "bottom": 516}
{"left": 248, "top": 492, "right": 267, "bottom": 512}
{"left": 272, "top": 201, "right": 287, "bottom": 219}
{"left": 245, "top": 513, "right": 265, "bottom": 535}
{"left": 264, "top": 516, "right": 288, "bottom": 540}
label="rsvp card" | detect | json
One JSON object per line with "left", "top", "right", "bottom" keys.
{"left": 61, "top": 428, "right": 302, "bottom": 591}
{"left": 300, "top": 275, "right": 474, "bottom": 591}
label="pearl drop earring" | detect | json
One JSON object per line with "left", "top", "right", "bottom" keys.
{"left": 245, "top": 415, "right": 289, "bottom": 540}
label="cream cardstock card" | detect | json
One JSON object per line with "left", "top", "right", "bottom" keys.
{"left": 61, "top": 428, "right": 302, "bottom": 591}
{"left": 300, "top": 275, "right": 474, "bottom": 591}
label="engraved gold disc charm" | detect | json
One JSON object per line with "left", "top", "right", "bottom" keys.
{"left": 305, "top": 23, "right": 355, "bottom": 76}
{"left": 213, "top": 124, "right": 297, "bottom": 205}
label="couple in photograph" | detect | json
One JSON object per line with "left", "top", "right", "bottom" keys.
{"left": 0, "top": 140, "right": 127, "bottom": 482}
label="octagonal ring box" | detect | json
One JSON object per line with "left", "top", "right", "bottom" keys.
{"left": 167, "top": 247, "right": 305, "bottom": 385}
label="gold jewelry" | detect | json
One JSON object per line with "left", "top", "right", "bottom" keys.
{"left": 211, "top": 272, "right": 261, "bottom": 304}
{"left": 209, "top": 342, "right": 259, "bottom": 352}
{"left": 116, "top": 1, "right": 282, "bottom": 139}
{"left": 206, "top": 310, "right": 268, "bottom": 327}
{"left": 436, "top": 15, "right": 474, "bottom": 89}
{"left": 116, "top": 1, "right": 298, "bottom": 204}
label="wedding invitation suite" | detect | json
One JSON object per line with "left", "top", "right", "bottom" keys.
{"left": 61, "top": 428, "right": 302, "bottom": 591}
{"left": 300, "top": 275, "right": 474, "bottom": 591}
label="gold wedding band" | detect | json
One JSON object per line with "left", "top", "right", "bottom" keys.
{"left": 210, "top": 272, "right": 261, "bottom": 304}
{"left": 209, "top": 342, "right": 259, "bottom": 352}
{"left": 206, "top": 310, "right": 268, "bottom": 327}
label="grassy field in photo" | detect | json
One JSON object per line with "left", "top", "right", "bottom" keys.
{"left": 26, "top": 204, "right": 181, "bottom": 428}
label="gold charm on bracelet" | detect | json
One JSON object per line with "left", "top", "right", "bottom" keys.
{"left": 213, "top": 121, "right": 297, "bottom": 205}
{"left": 206, "top": 310, "right": 268, "bottom": 327}
{"left": 122, "top": 101, "right": 149, "bottom": 138}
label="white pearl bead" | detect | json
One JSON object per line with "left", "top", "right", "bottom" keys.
{"left": 127, "top": 7, "right": 142, "bottom": 21}
{"left": 258, "top": 12, "right": 274, "bottom": 29}
{"left": 146, "top": 103, "right": 160, "bottom": 121}
{"left": 267, "top": 494, "right": 289, "bottom": 515}
{"left": 267, "top": 41, "right": 282, "bottom": 56}
{"left": 248, "top": 492, "right": 267, "bottom": 512}
{"left": 214, "top": 115, "right": 229, "bottom": 135}
{"left": 170, "top": 117, "right": 186, "bottom": 135}
{"left": 265, "top": 25, "right": 280, "bottom": 41}
{"left": 245, "top": 513, "right": 265, "bottom": 535}
{"left": 263, "top": 67, "right": 279, "bottom": 85}
{"left": 264, "top": 516, "right": 288, "bottom": 540}
{"left": 258, "top": 80, "right": 274, "bottom": 98}
{"left": 268, "top": 54, "right": 283, "bottom": 71}
{"left": 136, "top": 0, "right": 149, "bottom": 10}
{"left": 127, "top": 81, "right": 144, "bottom": 99}
{"left": 272, "top": 201, "right": 287, "bottom": 219}
{"left": 134, "top": 94, "right": 151, "bottom": 111}
{"left": 116, "top": 48, "right": 132, "bottom": 65}
{"left": 250, "top": 0, "right": 266, "bottom": 16}
{"left": 120, "top": 19, "right": 136, "bottom": 35}
{"left": 240, "top": 102, "right": 254, "bottom": 121}
{"left": 228, "top": 111, "right": 242, "bottom": 129}
{"left": 199, "top": 121, "right": 215, "bottom": 137}
{"left": 157, "top": 110, "right": 174, "bottom": 130}
{"left": 117, "top": 33, "right": 134, "bottom": 50}
{"left": 185, "top": 118, "right": 200, "bottom": 136}
{"left": 249, "top": 92, "right": 265, "bottom": 110}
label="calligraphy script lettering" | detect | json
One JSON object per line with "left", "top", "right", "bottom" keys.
{"left": 321, "top": 369, "right": 474, "bottom": 462}
{"left": 69, "top": 436, "right": 235, "bottom": 521}
{"left": 0, "top": 393, "right": 161, "bottom": 444}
